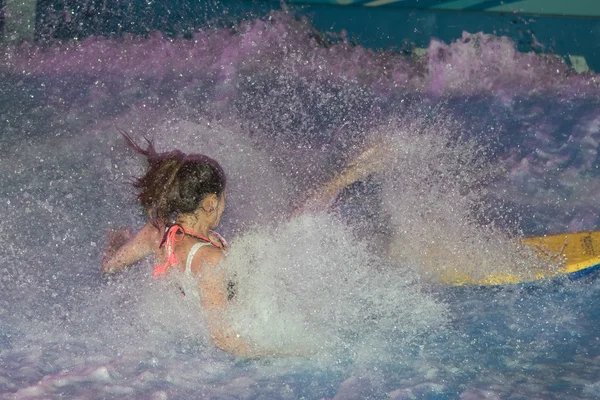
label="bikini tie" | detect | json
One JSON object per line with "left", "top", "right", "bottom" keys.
{"left": 153, "top": 225, "right": 227, "bottom": 279}
{"left": 153, "top": 224, "right": 185, "bottom": 278}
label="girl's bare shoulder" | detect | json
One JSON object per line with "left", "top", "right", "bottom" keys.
{"left": 190, "top": 244, "right": 224, "bottom": 276}
{"left": 139, "top": 222, "right": 163, "bottom": 246}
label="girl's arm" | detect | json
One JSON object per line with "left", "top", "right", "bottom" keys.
{"left": 102, "top": 222, "right": 161, "bottom": 274}
{"left": 194, "top": 248, "right": 254, "bottom": 357}
{"left": 297, "top": 141, "right": 397, "bottom": 214}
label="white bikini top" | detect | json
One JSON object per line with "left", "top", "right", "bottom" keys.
{"left": 185, "top": 242, "right": 213, "bottom": 276}
{"left": 182, "top": 241, "right": 235, "bottom": 302}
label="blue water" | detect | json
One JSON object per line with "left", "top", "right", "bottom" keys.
{"left": 1, "top": 12, "right": 600, "bottom": 399}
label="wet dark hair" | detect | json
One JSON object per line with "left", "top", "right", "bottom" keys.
{"left": 119, "top": 130, "right": 226, "bottom": 227}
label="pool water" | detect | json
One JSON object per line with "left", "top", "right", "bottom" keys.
{"left": 1, "top": 11, "right": 599, "bottom": 400}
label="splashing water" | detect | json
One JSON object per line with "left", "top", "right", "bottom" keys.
{"left": 222, "top": 213, "right": 446, "bottom": 359}
{"left": 1, "top": 11, "right": 600, "bottom": 400}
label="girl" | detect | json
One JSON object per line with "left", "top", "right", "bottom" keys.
{"left": 102, "top": 132, "right": 252, "bottom": 356}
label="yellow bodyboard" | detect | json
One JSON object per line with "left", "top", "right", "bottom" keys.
{"left": 437, "top": 231, "right": 600, "bottom": 286}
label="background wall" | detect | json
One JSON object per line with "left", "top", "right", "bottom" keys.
{"left": 1, "top": 0, "right": 598, "bottom": 71}
{"left": 278, "top": 0, "right": 600, "bottom": 18}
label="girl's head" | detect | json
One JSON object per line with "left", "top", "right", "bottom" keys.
{"left": 121, "top": 131, "right": 227, "bottom": 227}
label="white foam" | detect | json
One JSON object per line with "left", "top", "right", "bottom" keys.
{"left": 219, "top": 213, "right": 448, "bottom": 360}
